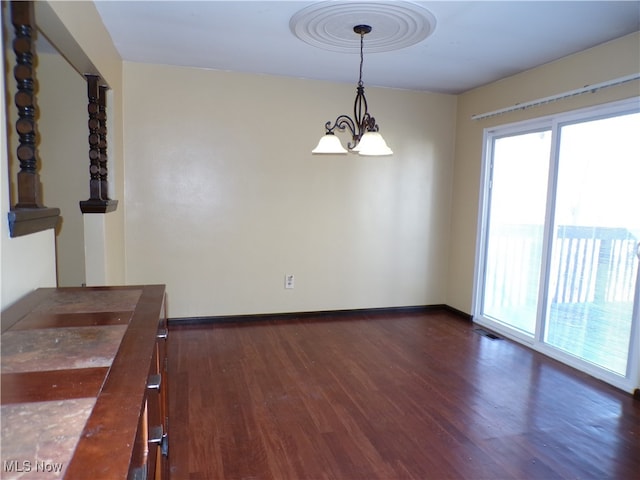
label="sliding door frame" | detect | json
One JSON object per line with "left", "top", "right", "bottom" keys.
{"left": 472, "top": 97, "right": 640, "bottom": 392}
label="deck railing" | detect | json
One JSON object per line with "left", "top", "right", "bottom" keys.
{"left": 484, "top": 225, "right": 638, "bottom": 309}
{"left": 551, "top": 226, "right": 637, "bottom": 304}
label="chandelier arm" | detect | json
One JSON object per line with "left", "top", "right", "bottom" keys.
{"left": 325, "top": 114, "right": 357, "bottom": 137}
{"left": 323, "top": 120, "right": 334, "bottom": 132}
{"left": 363, "top": 113, "right": 379, "bottom": 132}
{"left": 335, "top": 115, "right": 359, "bottom": 149}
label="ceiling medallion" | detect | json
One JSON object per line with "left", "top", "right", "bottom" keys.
{"left": 290, "top": 1, "right": 437, "bottom": 53}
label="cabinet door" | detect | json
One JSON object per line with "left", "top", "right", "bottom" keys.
{"left": 128, "top": 295, "right": 169, "bottom": 480}
{"left": 155, "top": 323, "right": 170, "bottom": 478}
{"left": 146, "top": 344, "right": 162, "bottom": 480}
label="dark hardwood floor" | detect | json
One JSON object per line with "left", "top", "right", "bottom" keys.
{"left": 167, "top": 310, "right": 640, "bottom": 479}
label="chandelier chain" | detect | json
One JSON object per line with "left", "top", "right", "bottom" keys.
{"left": 358, "top": 30, "right": 364, "bottom": 87}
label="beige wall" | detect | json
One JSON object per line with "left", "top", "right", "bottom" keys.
{"left": 448, "top": 32, "right": 640, "bottom": 315}
{"left": 41, "top": 0, "right": 126, "bottom": 286}
{"left": 122, "top": 62, "right": 457, "bottom": 317}
{"left": 38, "top": 49, "right": 87, "bottom": 287}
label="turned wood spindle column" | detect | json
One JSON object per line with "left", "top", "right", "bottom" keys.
{"left": 98, "top": 85, "right": 110, "bottom": 200}
{"left": 80, "top": 76, "right": 117, "bottom": 214}
{"left": 12, "top": 1, "right": 41, "bottom": 208}
{"left": 86, "top": 75, "right": 102, "bottom": 201}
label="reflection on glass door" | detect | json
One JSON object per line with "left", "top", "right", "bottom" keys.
{"left": 482, "top": 130, "right": 551, "bottom": 334}
{"left": 544, "top": 113, "right": 640, "bottom": 375}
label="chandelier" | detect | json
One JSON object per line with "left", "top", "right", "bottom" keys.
{"left": 312, "top": 25, "right": 393, "bottom": 156}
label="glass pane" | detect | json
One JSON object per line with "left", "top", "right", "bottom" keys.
{"left": 482, "top": 131, "right": 551, "bottom": 334}
{"left": 545, "top": 112, "right": 640, "bottom": 375}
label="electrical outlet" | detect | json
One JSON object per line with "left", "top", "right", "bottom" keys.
{"left": 285, "top": 274, "right": 295, "bottom": 289}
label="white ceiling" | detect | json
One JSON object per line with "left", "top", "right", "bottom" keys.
{"left": 94, "top": 1, "right": 640, "bottom": 94}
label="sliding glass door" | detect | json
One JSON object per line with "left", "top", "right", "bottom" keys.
{"left": 475, "top": 98, "right": 640, "bottom": 390}
{"left": 545, "top": 113, "right": 640, "bottom": 376}
{"left": 482, "top": 130, "right": 551, "bottom": 335}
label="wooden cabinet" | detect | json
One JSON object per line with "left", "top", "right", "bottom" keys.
{"left": 130, "top": 314, "right": 170, "bottom": 479}
{"left": 1, "top": 285, "right": 169, "bottom": 479}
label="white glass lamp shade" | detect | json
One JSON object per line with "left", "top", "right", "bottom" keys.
{"left": 356, "top": 131, "right": 393, "bottom": 156}
{"left": 312, "top": 133, "right": 348, "bottom": 154}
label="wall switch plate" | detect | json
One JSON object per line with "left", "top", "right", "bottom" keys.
{"left": 285, "top": 274, "right": 295, "bottom": 289}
